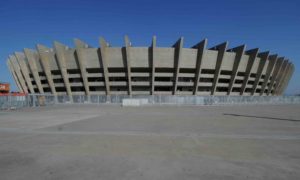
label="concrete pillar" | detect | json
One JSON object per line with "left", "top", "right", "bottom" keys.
{"left": 227, "top": 45, "right": 246, "bottom": 95}
{"left": 277, "top": 63, "right": 291, "bottom": 95}
{"left": 280, "top": 65, "right": 294, "bottom": 95}
{"left": 210, "top": 42, "right": 228, "bottom": 95}
{"left": 192, "top": 39, "right": 207, "bottom": 95}
{"left": 172, "top": 37, "right": 184, "bottom": 95}
{"left": 37, "top": 44, "right": 57, "bottom": 96}
{"left": 74, "top": 38, "right": 91, "bottom": 101}
{"left": 99, "top": 37, "right": 111, "bottom": 95}
{"left": 272, "top": 60, "right": 288, "bottom": 95}
{"left": 151, "top": 36, "right": 156, "bottom": 95}
{"left": 15, "top": 52, "right": 35, "bottom": 94}
{"left": 267, "top": 57, "right": 284, "bottom": 96}
{"left": 124, "top": 35, "right": 132, "bottom": 95}
{"left": 24, "top": 48, "right": 44, "bottom": 94}
{"left": 9, "top": 55, "right": 28, "bottom": 93}
{"left": 260, "top": 54, "right": 277, "bottom": 95}
{"left": 7, "top": 59, "right": 22, "bottom": 92}
{"left": 240, "top": 48, "right": 259, "bottom": 95}
{"left": 54, "top": 41, "right": 73, "bottom": 102}
{"left": 251, "top": 51, "right": 269, "bottom": 95}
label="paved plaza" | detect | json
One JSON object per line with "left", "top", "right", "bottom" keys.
{"left": 0, "top": 104, "right": 300, "bottom": 179}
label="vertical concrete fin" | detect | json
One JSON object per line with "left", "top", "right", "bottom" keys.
{"left": 273, "top": 59, "right": 288, "bottom": 95}
{"left": 227, "top": 45, "right": 246, "bottom": 95}
{"left": 53, "top": 41, "right": 73, "bottom": 101}
{"left": 24, "top": 48, "right": 44, "bottom": 94}
{"left": 172, "top": 37, "right": 184, "bottom": 95}
{"left": 7, "top": 59, "right": 22, "bottom": 92}
{"left": 124, "top": 35, "right": 132, "bottom": 95}
{"left": 36, "top": 44, "right": 57, "bottom": 95}
{"left": 277, "top": 63, "right": 291, "bottom": 95}
{"left": 15, "top": 52, "right": 35, "bottom": 93}
{"left": 74, "top": 39, "right": 90, "bottom": 98}
{"left": 260, "top": 54, "right": 277, "bottom": 95}
{"left": 192, "top": 39, "right": 207, "bottom": 95}
{"left": 9, "top": 55, "right": 28, "bottom": 93}
{"left": 151, "top": 36, "right": 157, "bottom": 95}
{"left": 210, "top": 41, "right": 228, "bottom": 95}
{"left": 98, "top": 37, "right": 110, "bottom": 95}
{"left": 281, "top": 65, "right": 294, "bottom": 95}
{"left": 267, "top": 57, "right": 284, "bottom": 95}
{"left": 240, "top": 48, "right": 259, "bottom": 95}
{"left": 251, "top": 51, "right": 269, "bottom": 95}
{"left": 74, "top": 38, "right": 91, "bottom": 48}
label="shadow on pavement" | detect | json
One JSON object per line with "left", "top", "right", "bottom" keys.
{"left": 223, "top": 113, "right": 300, "bottom": 122}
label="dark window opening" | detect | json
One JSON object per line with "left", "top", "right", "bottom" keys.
{"left": 89, "top": 86, "right": 106, "bottom": 91}
{"left": 216, "top": 87, "right": 228, "bottom": 92}
{"left": 51, "top": 70, "right": 61, "bottom": 75}
{"left": 218, "top": 78, "right": 230, "bottom": 83}
{"left": 256, "top": 89, "right": 261, "bottom": 93}
{"left": 110, "top": 86, "right": 128, "bottom": 91}
{"left": 201, "top": 69, "right": 215, "bottom": 74}
{"left": 43, "top": 87, "right": 51, "bottom": 92}
{"left": 178, "top": 77, "right": 194, "bottom": 82}
{"left": 53, "top": 79, "right": 64, "bottom": 83}
{"left": 132, "top": 77, "right": 150, "bottom": 82}
{"left": 86, "top": 68, "right": 102, "bottom": 74}
{"left": 69, "top": 78, "right": 83, "bottom": 83}
{"left": 155, "top": 68, "right": 174, "bottom": 73}
{"left": 41, "top": 79, "right": 48, "bottom": 84}
{"left": 109, "top": 77, "right": 127, "bottom": 81}
{"left": 67, "top": 69, "right": 81, "bottom": 74}
{"left": 235, "top": 79, "right": 243, "bottom": 84}
{"left": 88, "top": 77, "right": 105, "bottom": 82}
{"left": 132, "top": 86, "right": 150, "bottom": 91}
{"left": 232, "top": 87, "right": 241, "bottom": 92}
{"left": 71, "top": 86, "right": 85, "bottom": 92}
{"left": 245, "top": 88, "right": 252, "bottom": 93}
{"left": 179, "top": 68, "right": 195, "bottom": 73}
{"left": 131, "top": 68, "right": 151, "bottom": 73}
{"left": 55, "top": 87, "right": 66, "bottom": 92}
{"left": 198, "top": 86, "right": 211, "bottom": 92}
{"left": 155, "top": 77, "right": 173, "bottom": 82}
{"left": 154, "top": 86, "right": 172, "bottom": 91}
{"left": 220, "top": 70, "right": 232, "bottom": 75}
{"left": 177, "top": 86, "right": 193, "bottom": 91}
{"left": 237, "top": 72, "right": 245, "bottom": 76}
{"left": 200, "top": 78, "right": 213, "bottom": 83}
{"left": 261, "top": 75, "right": 265, "bottom": 79}
{"left": 108, "top": 68, "right": 126, "bottom": 73}
{"left": 38, "top": 72, "right": 45, "bottom": 76}
{"left": 31, "top": 81, "right": 36, "bottom": 85}
{"left": 250, "top": 73, "right": 256, "bottom": 78}
{"left": 247, "top": 81, "right": 254, "bottom": 85}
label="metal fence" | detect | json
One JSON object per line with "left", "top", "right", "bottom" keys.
{"left": 1, "top": 94, "right": 300, "bottom": 110}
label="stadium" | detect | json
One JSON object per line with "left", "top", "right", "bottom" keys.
{"left": 6, "top": 36, "right": 294, "bottom": 102}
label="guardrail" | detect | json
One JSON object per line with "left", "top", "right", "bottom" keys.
{"left": 1, "top": 94, "right": 300, "bottom": 110}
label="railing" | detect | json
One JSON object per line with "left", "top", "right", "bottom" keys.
{"left": 1, "top": 94, "right": 300, "bottom": 110}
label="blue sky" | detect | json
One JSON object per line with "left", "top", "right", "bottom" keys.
{"left": 0, "top": 0, "right": 299, "bottom": 94}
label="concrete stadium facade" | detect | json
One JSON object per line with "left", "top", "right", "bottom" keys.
{"left": 7, "top": 36, "right": 294, "bottom": 101}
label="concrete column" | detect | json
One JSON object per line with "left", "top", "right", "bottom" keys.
{"left": 277, "top": 63, "right": 291, "bottom": 95}
{"left": 151, "top": 36, "right": 156, "bottom": 95}
{"left": 267, "top": 57, "right": 284, "bottom": 96}
{"left": 172, "top": 37, "right": 184, "bottom": 95}
{"left": 24, "top": 48, "right": 44, "bottom": 94}
{"left": 227, "top": 45, "right": 246, "bottom": 95}
{"left": 260, "top": 54, "right": 277, "bottom": 95}
{"left": 9, "top": 55, "right": 28, "bottom": 93}
{"left": 192, "top": 39, "right": 207, "bottom": 95}
{"left": 15, "top": 52, "right": 35, "bottom": 94}
{"left": 99, "top": 37, "right": 111, "bottom": 95}
{"left": 7, "top": 60, "right": 22, "bottom": 92}
{"left": 124, "top": 35, "right": 132, "bottom": 95}
{"left": 272, "top": 60, "right": 288, "bottom": 95}
{"left": 37, "top": 44, "right": 57, "bottom": 96}
{"left": 74, "top": 38, "right": 91, "bottom": 101}
{"left": 280, "top": 65, "right": 294, "bottom": 95}
{"left": 210, "top": 42, "right": 228, "bottom": 95}
{"left": 54, "top": 41, "right": 73, "bottom": 102}
{"left": 251, "top": 51, "right": 269, "bottom": 95}
{"left": 240, "top": 48, "right": 259, "bottom": 95}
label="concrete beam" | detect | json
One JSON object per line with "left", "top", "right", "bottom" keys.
{"left": 24, "top": 48, "right": 44, "bottom": 94}
{"left": 151, "top": 36, "right": 156, "bottom": 95}
{"left": 272, "top": 59, "right": 288, "bottom": 95}
{"left": 172, "top": 37, "right": 184, "bottom": 95}
{"left": 280, "top": 65, "right": 294, "bottom": 95}
{"left": 15, "top": 52, "right": 35, "bottom": 93}
{"left": 74, "top": 38, "right": 91, "bottom": 99}
{"left": 124, "top": 35, "right": 132, "bottom": 95}
{"left": 9, "top": 55, "right": 28, "bottom": 93}
{"left": 240, "top": 48, "right": 259, "bottom": 95}
{"left": 251, "top": 51, "right": 269, "bottom": 95}
{"left": 192, "top": 39, "right": 207, "bottom": 95}
{"left": 227, "top": 45, "right": 246, "bottom": 95}
{"left": 210, "top": 42, "right": 228, "bottom": 95}
{"left": 37, "top": 44, "right": 57, "bottom": 96}
{"left": 267, "top": 57, "right": 284, "bottom": 96}
{"left": 54, "top": 41, "right": 73, "bottom": 102}
{"left": 7, "top": 59, "right": 22, "bottom": 92}
{"left": 99, "top": 37, "right": 110, "bottom": 95}
{"left": 260, "top": 54, "right": 277, "bottom": 95}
